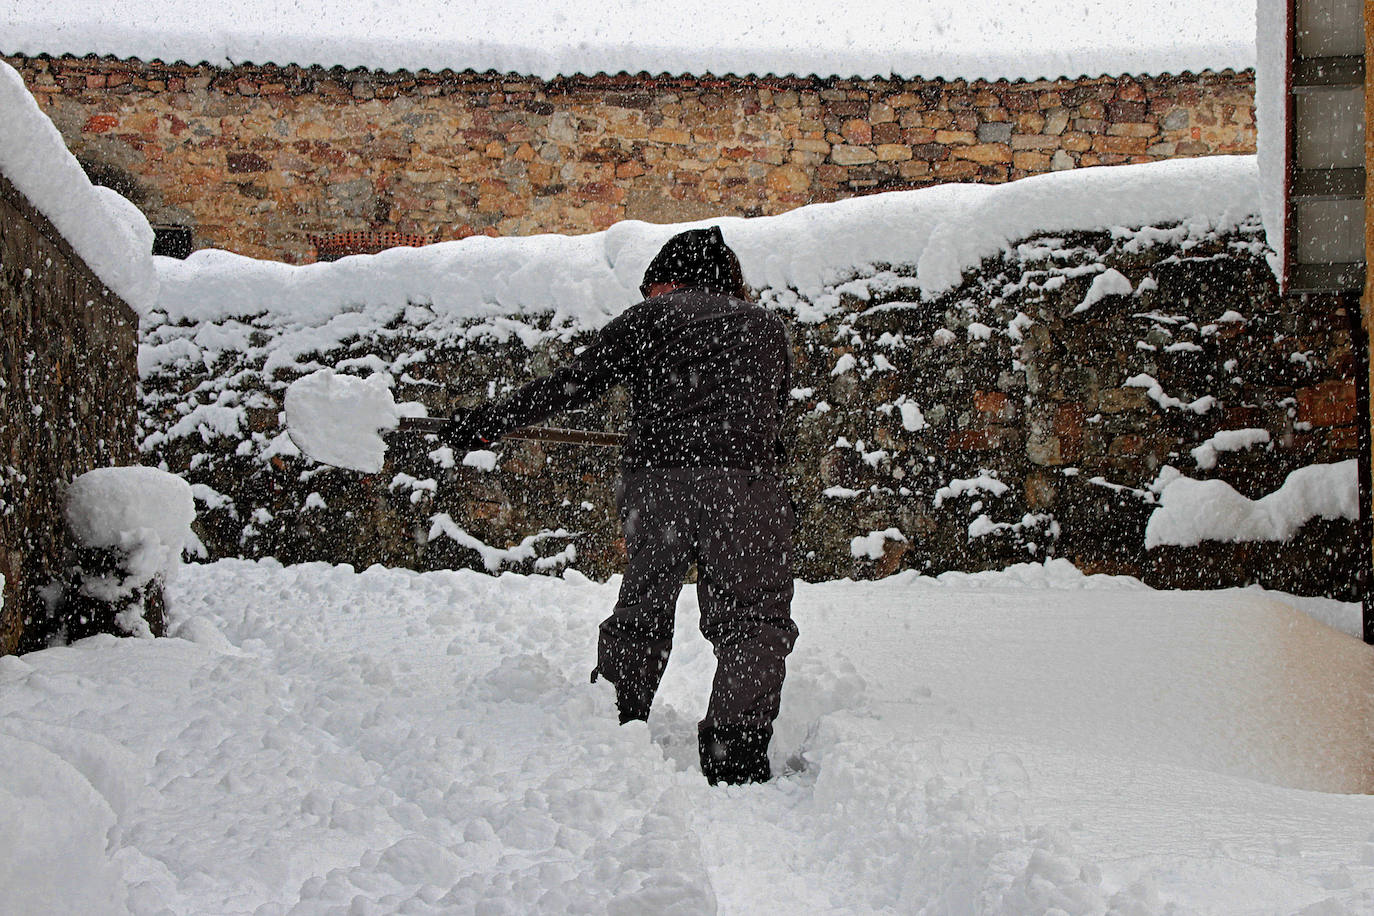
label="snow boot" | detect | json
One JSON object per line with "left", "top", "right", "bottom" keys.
{"left": 698, "top": 723, "right": 771, "bottom": 785}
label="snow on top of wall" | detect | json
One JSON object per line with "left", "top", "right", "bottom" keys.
{"left": 150, "top": 155, "right": 1261, "bottom": 356}
{"left": 0, "top": 60, "right": 158, "bottom": 314}
{"left": 2, "top": 0, "right": 1258, "bottom": 82}
{"left": 1253, "top": 0, "right": 1287, "bottom": 283}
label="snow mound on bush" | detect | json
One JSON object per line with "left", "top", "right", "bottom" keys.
{"left": 65, "top": 466, "right": 196, "bottom": 634}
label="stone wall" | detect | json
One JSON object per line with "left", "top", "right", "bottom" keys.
{"left": 7, "top": 55, "right": 1255, "bottom": 262}
{"left": 1366, "top": 2, "right": 1374, "bottom": 643}
{"left": 0, "top": 173, "right": 140, "bottom": 654}
{"left": 139, "top": 216, "right": 1362, "bottom": 599}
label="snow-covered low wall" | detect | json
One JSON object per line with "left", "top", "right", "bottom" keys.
{"left": 1, "top": 60, "right": 149, "bottom": 652}
{"left": 148, "top": 156, "right": 1261, "bottom": 337}
{"left": 138, "top": 157, "right": 1364, "bottom": 596}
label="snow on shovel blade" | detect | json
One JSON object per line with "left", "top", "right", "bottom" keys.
{"left": 284, "top": 369, "right": 401, "bottom": 473}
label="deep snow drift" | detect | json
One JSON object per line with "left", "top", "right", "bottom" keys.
{"left": 2, "top": 559, "right": 1371, "bottom": 914}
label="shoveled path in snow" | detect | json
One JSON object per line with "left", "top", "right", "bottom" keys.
{"left": 2, "top": 559, "right": 1373, "bottom": 914}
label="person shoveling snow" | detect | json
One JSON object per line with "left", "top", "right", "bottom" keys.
{"left": 438, "top": 226, "right": 797, "bottom": 785}
{"left": 286, "top": 226, "right": 796, "bottom": 784}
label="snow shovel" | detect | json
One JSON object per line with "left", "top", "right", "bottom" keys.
{"left": 284, "top": 368, "right": 624, "bottom": 474}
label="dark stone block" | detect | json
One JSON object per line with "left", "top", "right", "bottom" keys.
{"left": 226, "top": 151, "right": 270, "bottom": 173}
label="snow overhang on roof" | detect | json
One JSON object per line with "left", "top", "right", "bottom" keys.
{"left": 0, "top": 0, "right": 1258, "bottom": 83}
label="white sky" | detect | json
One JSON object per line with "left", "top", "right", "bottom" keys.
{"left": 1, "top": 1, "right": 1257, "bottom": 81}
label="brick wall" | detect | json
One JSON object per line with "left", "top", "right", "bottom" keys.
{"left": 7, "top": 55, "right": 1255, "bottom": 263}
{"left": 0, "top": 173, "right": 139, "bottom": 654}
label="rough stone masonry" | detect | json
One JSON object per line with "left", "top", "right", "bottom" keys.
{"left": 6, "top": 55, "right": 1255, "bottom": 262}
{"left": 137, "top": 218, "right": 1361, "bottom": 600}
{"left": 0, "top": 173, "right": 140, "bottom": 654}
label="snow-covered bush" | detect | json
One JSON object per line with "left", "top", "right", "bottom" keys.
{"left": 60, "top": 467, "right": 196, "bottom": 640}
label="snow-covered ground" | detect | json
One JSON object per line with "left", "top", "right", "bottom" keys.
{"left": 3, "top": 559, "right": 1372, "bottom": 914}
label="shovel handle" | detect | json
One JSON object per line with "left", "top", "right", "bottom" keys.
{"left": 399, "top": 416, "right": 626, "bottom": 448}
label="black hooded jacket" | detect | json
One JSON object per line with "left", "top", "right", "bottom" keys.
{"left": 464, "top": 287, "right": 793, "bottom": 471}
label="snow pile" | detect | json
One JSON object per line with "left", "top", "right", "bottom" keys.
{"left": 0, "top": 730, "right": 127, "bottom": 914}
{"left": 1, "top": 559, "right": 1371, "bottom": 914}
{"left": 968, "top": 511, "right": 1055, "bottom": 543}
{"left": 461, "top": 450, "right": 498, "bottom": 472}
{"left": 428, "top": 515, "right": 576, "bottom": 572}
{"left": 1145, "top": 460, "right": 1359, "bottom": 548}
{"left": 934, "top": 471, "right": 1010, "bottom": 508}
{"left": 65, "top": 466, "right": 195, "bottom": 635}
{"left": 0, "top": 60, "right": 158, "bottom": 314}
{"left": 145, "top": 156, "right": 1261, "bottom": 380}
{"left": 1125, "top": 372, "right": 1218, "bottom": 414}
{"left": 896, "top": 397, "right": 927, "bottom": 431}
{"left": 284, "top": 369, "right": 403, "bottom": 473}
{"left": 914, "top": 556, "right": 1150, "bottom": 590}
{"left": 1071, "top": 267, "right": 1133, "bottom": 313}
{"left": 1, "top": 0, "right": 1256, "bottom": 82}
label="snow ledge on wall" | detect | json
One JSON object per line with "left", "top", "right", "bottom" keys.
{"left": 1145, "top": 461, "right": 1359, "bottom": 548}
{"left": 0, "top": 59, "right": 158, "bottom": 315}
{"left": 149, "top": 154, "right": 1262, "bottom": 341}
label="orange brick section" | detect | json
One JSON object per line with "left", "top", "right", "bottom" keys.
{"left": 82, "top": 114, "right": 119, "bottom": 133}
{"left": 1297, "top": 381, "right": 1358, "bottom": 427}
{"left": 947, "top": 428, "right": 1020, "bottom": 451}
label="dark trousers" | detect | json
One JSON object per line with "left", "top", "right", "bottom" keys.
{"left": 598, "top": 469, "right": 798, "bottom": 739}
